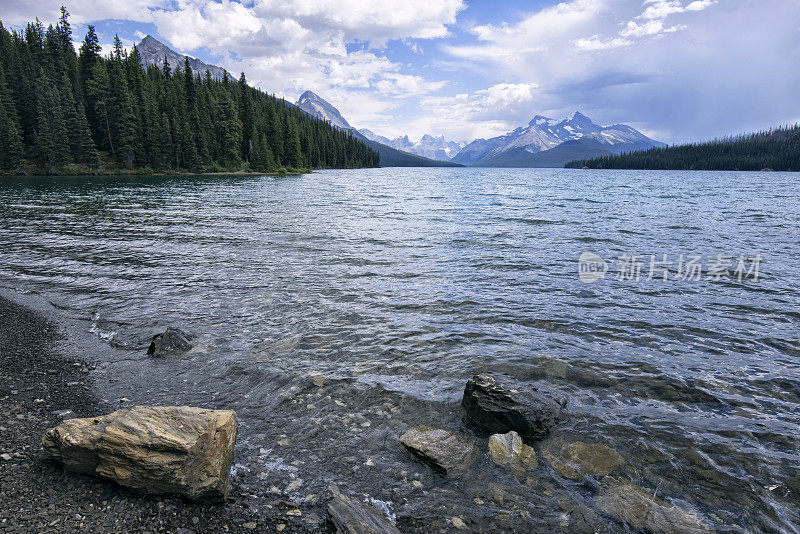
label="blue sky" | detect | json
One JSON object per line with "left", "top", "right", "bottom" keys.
{"left": 5, "top": 0, "right": 799, "bottom": 144}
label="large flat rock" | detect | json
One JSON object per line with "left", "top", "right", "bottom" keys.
{"left": 400, "top": 426, "right": 478, "bottom": 475}
{"left": 542, "top": 441, "right": 624, "bottom": 480}
{"left": 596, "top": 479, "right": 712, "bottom": 533}
{"left": 42, "top": 406, "right": 237, "bottom": 502}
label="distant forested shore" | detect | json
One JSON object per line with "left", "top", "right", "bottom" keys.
{"left": 566, "top": 125, "right": 800, "bottom": 172}
{"left": 0, "top": 9, "right": 379, "bottom": 176}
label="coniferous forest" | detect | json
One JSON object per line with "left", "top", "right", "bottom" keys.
{"left": 0, "top": 9, "right": 379, "bottom": 175}
{"left": 566, "top": 125, "right": 800, "bottom": 171}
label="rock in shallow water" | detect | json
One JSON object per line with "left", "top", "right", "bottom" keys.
{"left": 542, "top": 441, "right": 624, "bottom": 480}
{"left": 488, "top": 431, "right": 538, "bottom": 473}
{"left": 461, "top": 374, "right": 565, "bottom": 440}
{"left": 596, "top": 479, "right": 712, "bottom": 533}
{"left": 326, "top": 485, "right": 401, "bottom": 534}
{"left": 42, "top": 406, "right": 236, "bottom": 502}
{"left": 147, "top": 327, "right": 191, "bottom": 356}
{"left": 400, "top": 426, "right": 478, "bottom": 475}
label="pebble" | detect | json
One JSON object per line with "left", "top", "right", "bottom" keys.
{"left": 451, "top": 517, "right": 467, "bottom": 529}
{"left": 276, "top": 525, "right": 286, "bottom": 532}
{"left": 0, "top": 453, "right": 12, "bottom": 461}
{"left": 286, "top": 479, "right": 304, "bottom": 492}
{"left": 242, "top": 521, "right": 257, "bottom": 529}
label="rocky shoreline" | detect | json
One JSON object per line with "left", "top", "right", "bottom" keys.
{"left": 0, "top": 293, "right": 722, "bottom": 533}
{"left": 0, "top": 295, "right": 318, "bottom": 532}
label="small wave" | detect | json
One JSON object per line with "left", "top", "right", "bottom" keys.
{"left": 89, "top": 312, "right": 117, "bottom": 342}
{"left": 500, "top": 217, "right": 565, "bottom": 225}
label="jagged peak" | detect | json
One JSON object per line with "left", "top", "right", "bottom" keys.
{"left": 529, "top": 115, "right": 554, "bottom": 127}
{"left": 298, "top": 90, "right": 323, "bottom": 101}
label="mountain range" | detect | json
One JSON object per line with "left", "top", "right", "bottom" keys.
{"left": 297, "top": 90, "right": 465, "bottom": 161}
{"left": 452, "top": 112, "right": 665, "bottom": 167}
{"left": 294, "top": 90, "right": 663, "bottom": 167}
{"left": 358, "top": 130, "right": 466, "bottom": 161}
{"left": 295, "top": 91, "right": 460, "bottom": 167}
{"left": 137, "top": 35, "right": 229, "bottom": 81}
{"left": 135, "top": 37, "right": 662, "bottom": 168}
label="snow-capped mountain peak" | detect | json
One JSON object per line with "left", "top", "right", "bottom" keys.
{"left": 296, "top": 90, "right": 353, "bottom": 130}
{"left": 358, "top": 129, "right": 466, "bottom": 161}
{"left": 452, "top": 111, "right": 664, "bottom": 166}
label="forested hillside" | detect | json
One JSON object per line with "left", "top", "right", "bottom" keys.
{"left": 566, "top": 125, "right": 800, "bottom": 171}
{"left": 0, "top": 9, "right": 379, "bottom": 174}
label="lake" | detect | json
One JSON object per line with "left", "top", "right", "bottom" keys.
{"left": 0, "top": 168, "right": 798, "bottom": 532}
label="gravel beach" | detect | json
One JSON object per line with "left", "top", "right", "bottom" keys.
{"left": 0, "top": 294, "right": 318, "bottom": 533}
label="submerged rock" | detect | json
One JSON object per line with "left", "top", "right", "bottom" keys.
{"left": 326, "top": 485, "right": 401, "bottom": 534}
{"left": 596, "top": 479, "right": 712, "bottom": 533}
{"left": 542, "top": 441, "right": 624, "bottom": 480}
{"left": 488, "top": 431, "right": 538, "bottom": 473}
{"left": 42, "top": 406, "right": 237, "bottom": 502}
{"left": 461, "top": 374, "right": 565, "bottom": 440}
{"left": 147, "top": 327, "right": 191, "bottom": 356}
{"left": 399, "top": 426, "right": 478, "bottom": 475}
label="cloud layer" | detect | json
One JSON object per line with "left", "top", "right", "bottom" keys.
{"left": 5, "top": 0, "right": 799, "bottom": 144}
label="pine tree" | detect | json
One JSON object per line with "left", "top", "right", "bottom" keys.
{"left": 214, "top": 90, "right": 241, "bottom": 167}
{"left": 0, "top": 93, "right": 23, "bottom": 169}
{"left": 286, "top": 116, "right": 303, "bottom": 168}
{"left": 108, "top": 57, "right": 138, "bottom": 168}
{"left": 79, "top": 25, "right": 102, "bottom": 144}
{"left": 34, "top": 75, "right": 69, "bottom": 172}
{"left": 75, "top": 100, "right": 97, "bottom": 169}
{"left": 250, "top": 133, "right": 275, "bottom": 172}
{"left": 238, "top": 72, "right": 253, "bottom": 162}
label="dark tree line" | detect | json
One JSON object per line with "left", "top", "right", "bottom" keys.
{"left": 0, "top": 9, "right": 379, "bottom": 174}
{"left": 566, "top": 125, "right": 800, "bottom": 172}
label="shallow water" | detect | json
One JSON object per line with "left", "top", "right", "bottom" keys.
{"left": 0, "top": 168, "right": 798, "bottom": 532}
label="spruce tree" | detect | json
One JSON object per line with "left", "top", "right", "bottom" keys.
{"left": 214, "top": 90, "right": 241, "bottom": 167}
{"left": 238, "top": 72, "right": 253, "bottom": 162}
{"left": 286, "top": 116, "right": 303, "bottom": 168}
{"left": 0, "top": 95, "right": 23, "bottom": 169}
{"left": 108, "top": 58, "right": 138, "bottom": 168}
{"left": 75, "top": 100, "right": 98, "bottom": 169}
{"left": 34, "top": 76, "right": 69, "bottom": 172}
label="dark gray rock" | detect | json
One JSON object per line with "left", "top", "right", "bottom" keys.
{"left": 461, "top": 374, "right": 565, "bottom": 440}
{"left": 326, "top": 485, "right": 401, "bottom": 534}
{"left": 147, "top": 327, "right": 191, "bottom": 357}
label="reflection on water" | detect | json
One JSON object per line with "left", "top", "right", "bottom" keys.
{"left": 0, "top": 169, "right": 798, "bottom": 532}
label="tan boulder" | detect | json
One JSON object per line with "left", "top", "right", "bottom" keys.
{"left": 42, "top": 406, "right": 237, "bottom": 502}
{"left": 542, "top": 441, "right": 624, "bottom": 480}
{"left": 596, "top": 479, "right": 712, "bottom": 533}
{"left": 488, "top": 431, "right": 538, "bottom": 474}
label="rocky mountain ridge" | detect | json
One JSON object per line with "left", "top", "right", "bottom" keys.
{"left": 137, "top": 35, "right": 229, "bottom": 81}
